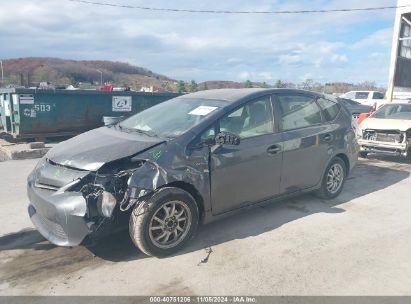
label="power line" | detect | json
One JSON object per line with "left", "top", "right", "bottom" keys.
{"left": 67, "top": 0, "right": 411, "bottom": 14}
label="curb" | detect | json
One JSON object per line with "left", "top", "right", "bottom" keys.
{"left": 0, "top": 147, "right": 50, "bottom": 160}
{"left": 0, "top": 140, "right": 51, "bottom": 161}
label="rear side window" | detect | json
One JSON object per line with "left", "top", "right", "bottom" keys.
{"left": 278, "top": 95, "right": 322, "bottom": 131}
{"left": 317, "top": 98, "right": 340, "bottom": 121}
{"left": 372, "top": 92, "right": 384, "bottom": 99}
{"left": 355, "top": 92, "right": 369, "bottom": 99}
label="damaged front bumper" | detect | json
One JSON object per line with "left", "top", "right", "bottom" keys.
{"left": 27, "top": 172, "right": 92, "bottom": 247}
{"left": 358, "top": 137, "right": 409, "bottom": 156}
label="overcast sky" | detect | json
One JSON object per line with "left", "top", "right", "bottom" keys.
{"left": 0, "top": 0, "right": 397, "bottom": 84}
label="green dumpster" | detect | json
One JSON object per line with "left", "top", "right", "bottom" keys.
{"left": 0, "top": 88, "right": 180, "bottom": 139}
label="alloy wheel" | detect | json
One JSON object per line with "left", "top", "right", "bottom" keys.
{"left": 326, "top": 163, "right": 344, "bottom": 194}
{"left": 148, "top": 200, "right": 192, "bottom": 249}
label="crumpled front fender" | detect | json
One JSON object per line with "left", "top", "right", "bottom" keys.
{"left": 120, "top": 143, "right": 211, "bottom": 215}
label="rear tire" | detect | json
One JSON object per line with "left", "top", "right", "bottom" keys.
{"left": 129, "top": 187, "right": 199, "bottom": 257}
{"left": 315, "top": 157, "right": 347, "bottom": 199}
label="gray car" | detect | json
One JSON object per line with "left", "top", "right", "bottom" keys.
{"left": 27, "top": 88, "right": 358, "bottom": 257}
{"left": 337, "top": 97, "right": 373, "bottom": 118}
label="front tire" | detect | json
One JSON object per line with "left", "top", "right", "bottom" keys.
{"left": 315, "top": 157, "right": 347, "bottom": 199}
{"left": 129, "top": 187, "right": 199, "bottom": 257}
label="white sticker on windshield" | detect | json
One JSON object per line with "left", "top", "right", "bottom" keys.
{"left": 188, "top": 106, "right": 218, "bottom": 116}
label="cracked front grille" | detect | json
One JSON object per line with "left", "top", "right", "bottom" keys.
{"left": 363, "top": 130, "right": 403, "bottom": 143}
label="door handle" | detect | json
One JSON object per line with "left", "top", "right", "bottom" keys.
{"left": 267, "top": 145, "right": 281, "bottom": 154}
{"left": 323, "top": 134, "right": 333, "bottom": 142}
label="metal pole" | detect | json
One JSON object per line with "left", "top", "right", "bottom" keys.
{"left": 0, "top": 60, "right": 3, "bottom": 86}
{"left": 387, "top": 13, "right": 403, "bottom": 103}
{"left": 96, "top": 69, "right": 103, "bottom": 86}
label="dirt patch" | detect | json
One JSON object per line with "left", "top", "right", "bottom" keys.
{"left": 0, "top": 229, "right": 143, "bottom": 288}
{"left": 0, "top": 241, "right": 104, "bottom": 287}
{"left": 152, "top": 278, "right": 195, "bottom": 296}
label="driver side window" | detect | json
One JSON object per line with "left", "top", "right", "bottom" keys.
{"left": 200, "top": 125, "right": 216, "bottom": 142}
{"left": 219, "top": 96, "right": 274, "bottom": 139}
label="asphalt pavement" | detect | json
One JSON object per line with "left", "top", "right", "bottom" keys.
{"left": 1, "top": 157, "right": 411, "bottom": 295}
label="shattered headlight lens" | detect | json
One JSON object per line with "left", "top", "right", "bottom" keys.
{"left": 97, "top": 191, "right": 117, "bottom": 218}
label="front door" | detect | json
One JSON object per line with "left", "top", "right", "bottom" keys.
{"left": 210, "top": 95, "right": 283, "bottom": 215}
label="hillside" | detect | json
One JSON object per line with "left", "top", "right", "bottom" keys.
{"left": 1, "top": 57, "right": 175, "bottom": 90}
{"left": 199, "top": 80, "right": 247, "bottom": 90}
{"left": 0, "top": 57, "right": 384, "bottom": 93}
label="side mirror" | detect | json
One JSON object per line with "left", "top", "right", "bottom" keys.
{"left": 215, "top": 131, "right": 240, "bottom": 146}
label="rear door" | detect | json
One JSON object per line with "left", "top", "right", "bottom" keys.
{"left": 275, "top": 93, "right": 332, "bottom": 193}
{"left": 210, "top": 95, "right": 283, "bottom": 215}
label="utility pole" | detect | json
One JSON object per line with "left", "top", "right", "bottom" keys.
{"left": 96, "top": 69, "right": 103, "bottom": 86}
{"left": 0, "top": 60, "right": 3, "bottom": 87}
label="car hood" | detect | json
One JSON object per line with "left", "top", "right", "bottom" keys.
{"left": 361, "top": 118, "right": 411, "bottom": 132}
{"left": 46, "top": 126, "right": 166, "bottom": 171}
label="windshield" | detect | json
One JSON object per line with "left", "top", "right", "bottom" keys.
{"left": 118, "top": 97, "right": 227, "bottom": 137}
{"left": 371, "top": 104, "right": 411, "bottom": 120}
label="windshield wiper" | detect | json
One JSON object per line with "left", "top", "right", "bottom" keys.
{"left": 116, "top": 123, "right": 158, "bottom": 137}
{"left": 127, "top": 128, "right": 158, "bottom": 137}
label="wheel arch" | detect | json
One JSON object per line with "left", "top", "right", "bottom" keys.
{"left": 334, "top": 153, "right": 350, "bottom": 175}
{"left": 159, "top": 181, "right": 205, "bottom": 222}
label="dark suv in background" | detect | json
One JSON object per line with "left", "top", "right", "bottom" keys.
{"left": 28, "top": 89, "right": 358, "bottom": 257}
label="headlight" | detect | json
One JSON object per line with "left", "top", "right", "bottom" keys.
{"left": 356, "top": 126, "right": 363, "bottom": 139}
{"left": 34, "top": 156, "right": 47, "bottom": 170}
{"left": 351, "top": 117, "right": 362, "bottom": 139}
{"left": 97, "top": 191, "right": 117, "bottom": 217}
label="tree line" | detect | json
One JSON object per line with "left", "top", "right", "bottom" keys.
{"left": 170, "top": 79, "right": 385, "bottom": 94}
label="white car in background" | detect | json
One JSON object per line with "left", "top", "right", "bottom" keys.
{"left": 340, "top": 91, "right": 386, "bottom": 107}
{"left": 358, "top": 103, "right": 411, "bottom": 158}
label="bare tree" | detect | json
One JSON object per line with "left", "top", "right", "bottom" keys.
{"left": 301, "top": 79, "right": 314, "bottom": 90}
